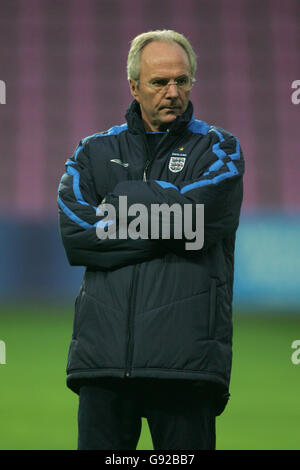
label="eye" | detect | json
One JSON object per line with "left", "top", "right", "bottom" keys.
{"left": 176, "top": 76, "right": 189, "bottom": 86}
{"left": 151, "top": 79, "right": 169, "bottom": 88}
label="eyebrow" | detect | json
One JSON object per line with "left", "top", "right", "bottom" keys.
{"left": 149, "top": 74, "right": 189, "bottom": 81}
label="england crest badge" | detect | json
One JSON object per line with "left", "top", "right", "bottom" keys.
{"left": 169, "top": 155, "right": 186, "bottom": 173}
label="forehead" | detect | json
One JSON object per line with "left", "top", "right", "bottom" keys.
{"left": 139, "top": 41, "right": 190, "bottom": 78}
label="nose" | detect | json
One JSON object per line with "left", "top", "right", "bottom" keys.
{"left": 164, "top": 82, "right": 179, "bottom": 98}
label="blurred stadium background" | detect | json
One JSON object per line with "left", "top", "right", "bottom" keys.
{"left": 0, "top": 0, "right": 299, "bottom": 450}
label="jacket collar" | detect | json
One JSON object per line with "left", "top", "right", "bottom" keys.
{"left": 125, "top": 99, "right": 194, "bottom": 135}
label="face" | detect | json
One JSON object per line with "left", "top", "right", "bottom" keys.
{"left": 129, "top": 41, "right": 192, "bottom": 132}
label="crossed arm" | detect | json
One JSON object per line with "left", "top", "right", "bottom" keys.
{"left": 58, "top": 133, "right": 244, "bottom": 270}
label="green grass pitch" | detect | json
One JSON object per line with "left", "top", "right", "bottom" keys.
{"left": 0, "top": 302, "right": 299, "bottom": 450}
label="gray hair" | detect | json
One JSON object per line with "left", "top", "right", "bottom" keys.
{"left": 127, "top": 29, "right": 197, "bottom": 81}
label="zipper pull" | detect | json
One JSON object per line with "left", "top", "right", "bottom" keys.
{"left": 143, "top": 159, "right": 150, "bottom": 181}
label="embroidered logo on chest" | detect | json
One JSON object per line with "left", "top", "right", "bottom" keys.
{"left": 169, "top": 148, "right": 187, "bottom": 173}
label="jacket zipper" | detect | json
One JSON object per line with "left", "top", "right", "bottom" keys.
{"left": 125, "top": 139, "right": 151, "bottom": 376}
{"left": 124, "top": 264, "right": 139, "bottom": 377}
{"left": 143, "top": 159, "right": 150, "bottom": 181}
{"left": 125, "top": 130, "right": 171, "bottom": 376}
{"left": 143, "top": 129, "right": 171, "bottom": 181}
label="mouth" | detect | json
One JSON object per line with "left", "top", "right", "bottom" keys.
{"left": 160, "top": 106, "right": 180, "bottom": 111}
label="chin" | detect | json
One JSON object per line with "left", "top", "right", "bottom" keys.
{"left": 163, "top": 110, "right": 179, "bottom": 119}
{"left": 163, "top": 113, "right": 178, "bottom": 123}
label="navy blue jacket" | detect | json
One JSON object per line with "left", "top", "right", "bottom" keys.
{"left": 58, "top": 100, "right": 244, "bottom": 415}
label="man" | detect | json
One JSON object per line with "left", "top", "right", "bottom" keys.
{"left": 58, "top": 30, "right": 244, "bottom": 450}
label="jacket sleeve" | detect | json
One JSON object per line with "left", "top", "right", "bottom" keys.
{"left": 103, "top": 131, "right": 244, "bottom": 252}
{"left": 57, "top": 140, "right": 165, "bottom": 269}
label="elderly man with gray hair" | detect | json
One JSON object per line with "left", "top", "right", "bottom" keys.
{"left": 58, "top": 29, "right": 244, "bottom": 450}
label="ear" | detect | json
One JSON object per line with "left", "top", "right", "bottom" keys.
{"left": 129, "top": 78, "right": 140, "bottom": 102}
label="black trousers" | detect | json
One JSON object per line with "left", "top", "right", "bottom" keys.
{"left": 77, "top": 377, "right": 216, "bottom": 450}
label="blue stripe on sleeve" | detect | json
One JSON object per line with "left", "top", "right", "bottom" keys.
{"left": 155, "top": 180, "right": 179, "bottom": 191}
{"left": 207, "top": 159, "right": 225, "bottom": 173}
{"left": 66, "top": 164, "right": 98, "bottom": 211}
{"left": 212, "top": 142, "right": 227, "bottom": 159}
{"left": 187, "top": 117, "right": 210, "bottom": 135}
{"left": 58, "top": 196, "right": 94, "bottom": 230}
{"left": 209, "top": 127, "right": 224, "bottom": 142}
{"left": 66, "top": 165, "right": 89, "bottom": 206}
{"left": 58, "top": 195, "right": 114, "bottom": 232}
{"left": 73, "top": 124, "right": 128, "bottom": 161}
{"left": 229, "top": 140, "right": 241, "bottom": 160}
{"left": 226, "top": 160, "right": 239, "bottom": 175}
{"left": 180, "top": 171, "right": 238, "bottom": 194}
{"left": 180, "top": 132, "right": 241, "bottom": 195}
{"left": 82, "top": 124, "right": 128, "bottom": 142}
